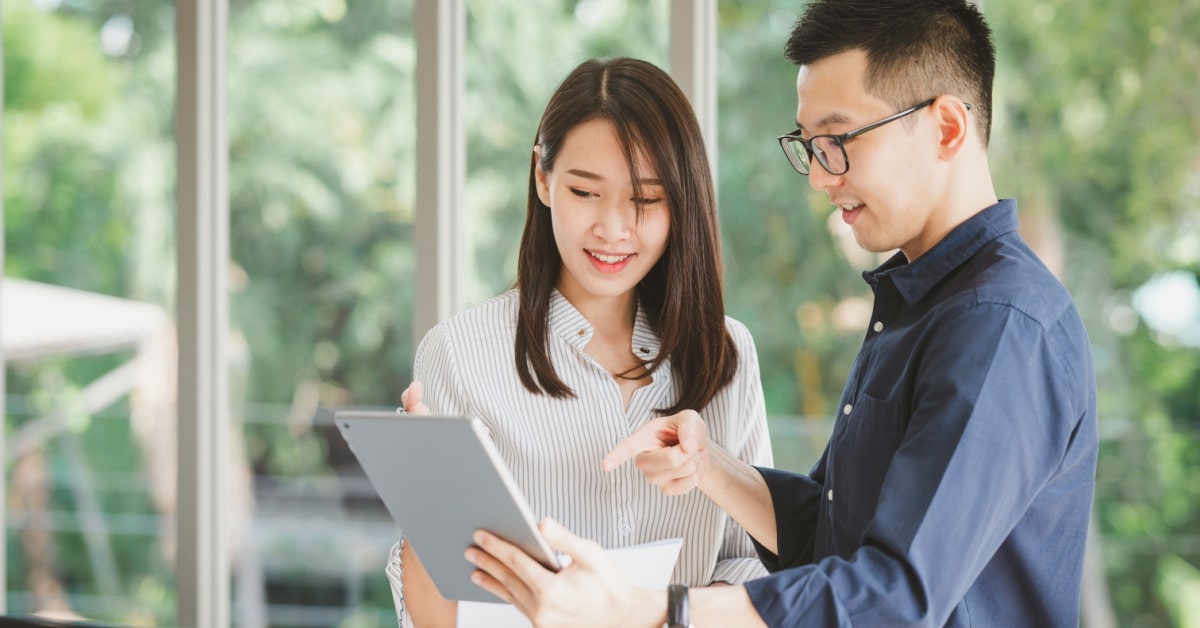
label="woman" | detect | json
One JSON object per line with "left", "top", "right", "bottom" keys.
{"left": 388, "top": 57, "right": 771, "bottom": 626}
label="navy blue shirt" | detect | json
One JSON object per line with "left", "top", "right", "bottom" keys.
{"left": 744, "top": 200, "right": 1098, "bottom": 626}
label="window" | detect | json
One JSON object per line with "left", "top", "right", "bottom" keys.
{"left": 3, "top": 0, "right": 178, "bottom": 622}
{"left": 228, "top": 0, "right": 415, "bottom": 623}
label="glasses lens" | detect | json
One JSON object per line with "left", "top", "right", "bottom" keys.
{"left": 781, "top": 137, "right": 811, "bottom": 175}
{"left": 811, "top": 136, "right": 848, "bottom": 175}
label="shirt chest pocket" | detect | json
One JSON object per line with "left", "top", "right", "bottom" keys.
{"left": 830, "top": 393, "right": 902, "bottom": 528}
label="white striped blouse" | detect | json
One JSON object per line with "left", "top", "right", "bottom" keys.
{"left": 385, "top": 288, "right": 772, "bottom": 610}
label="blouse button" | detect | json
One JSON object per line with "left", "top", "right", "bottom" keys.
{"left": 827, "top": 490, "right": 834, "bottom": 501}
{"left": 842, "top": 404, "right": 853, "bottom": 416}
{"left": 639, "top": 346, "right": 650, "bottom": 354}
{"left": 577, "top": 328, "right": 586, "bottom": 336}
{"left": 873, "top": 321, "right": 883, "bottom": 332}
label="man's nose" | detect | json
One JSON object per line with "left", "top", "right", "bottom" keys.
{"left": 807, "top": 163, "right": 843, "bottom": 192}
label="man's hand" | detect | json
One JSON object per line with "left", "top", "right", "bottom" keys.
{"left": 400, "top": 381, "right": 431, "bottom": 414}
{"left": 466, "top": 518, "right": 661, "bottom": 628}
{"left": 605, "top": 410, "right": 779, "bottom": 551}
{"left": 601, "top": 409, "right": 711, "bottom": 496}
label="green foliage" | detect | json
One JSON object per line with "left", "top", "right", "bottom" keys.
{"left": 227, "top": 0, "right": 418, "bottom": 406}
{"left": 1, "top": 2, "right": 116, "bottom": 115}
{"left": 717, "top": 1, "right": 868, "bottom": 417}
{"left": 1159, "top": 554, "right": 1200, "bottom": 628}
{"left": 2, "top": 5, "right": 131, "bottom": 297}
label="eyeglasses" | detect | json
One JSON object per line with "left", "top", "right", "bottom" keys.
{"left": 777, "top": 98, "right": 969, "bottom": 176}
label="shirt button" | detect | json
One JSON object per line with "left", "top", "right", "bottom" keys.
{"left": 873, "top": 321, "right": 883, "bottom": 332}
{"left": 827, "top": 490, "right": 834, "bottom": 501}
{"left": 842, "top": 404, "right": 853, "bottom": 416}
{"left": 577, "top": 328, "right": 586, "bottom": 336}
{"left": 639, "top": 346, "right": 650, "bottom": 354}
{"left": 618, "top": 519, "right": 633, "bottom": 536}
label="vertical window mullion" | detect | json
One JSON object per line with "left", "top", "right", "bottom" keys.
{"left": 414, "top": 0, "right": 466, "bottom": 341}
{"left": 176, "top": 1, "right": 231, "bottom": 626}
{"left": 670, "top": 0, "right": 719, "bottom": 179}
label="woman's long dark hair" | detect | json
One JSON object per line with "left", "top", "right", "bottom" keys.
{"left": 514, "top": 57, "right": 738, "bottom": 416}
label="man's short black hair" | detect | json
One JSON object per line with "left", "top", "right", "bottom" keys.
{"left": 785, "top": 0, "right": 995, "bottom": 145}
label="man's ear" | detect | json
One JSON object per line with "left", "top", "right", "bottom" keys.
{"left": 932, "top": 97, "right": 971, "bottom": 162}
{"left": 533, "top": 146, "right": 552, "bottom": 207}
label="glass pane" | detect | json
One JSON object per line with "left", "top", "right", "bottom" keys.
{"left": 463, "top": 0, "right": 670, "bottom": 304}
{"left": 717, "top": 0, "right": 863, "bottom": 473}
{"left": 3, "top": 0, "right": 178, "bottom": 623}
{"left": 228, "top": 0, "right": 414, "bottom": 624}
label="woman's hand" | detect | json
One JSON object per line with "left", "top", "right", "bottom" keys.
{"left": 401, "top": 381, "right": 432, "bottom": 414}
{"left": 465, "top": 518, "right": 662, "bottom": 628}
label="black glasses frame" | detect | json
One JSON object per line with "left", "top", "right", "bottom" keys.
{"left": 777, "top": 98, "right": 970, "bottom": 176}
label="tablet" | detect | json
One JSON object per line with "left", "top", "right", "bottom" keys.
{"left": 334, "top": 411, "right": 561, "bottom": 603}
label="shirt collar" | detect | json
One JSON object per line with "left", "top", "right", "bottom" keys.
{"left": 863, "top": 198, "right": 1020, "bottom": 304}
{"left": 547, "top": 288, "right": 661, "bottom": 360}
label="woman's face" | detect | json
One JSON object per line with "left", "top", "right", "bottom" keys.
{"left": 535, "top": 118, "right": 670, "bottom": 307}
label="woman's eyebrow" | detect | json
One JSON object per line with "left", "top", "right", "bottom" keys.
{"left": 566, "top": 169, "right": 663, "bottom": 187}
{"left": 566, "top": 168, "right": 603, "bottom": 180}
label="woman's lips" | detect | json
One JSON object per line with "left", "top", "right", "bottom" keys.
{"left": 586, "top": 250, "right": 634, "bottom": 273}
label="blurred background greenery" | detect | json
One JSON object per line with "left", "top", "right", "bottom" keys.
{"left": 3, "top": 0, "right": 1198, "bottom": 626}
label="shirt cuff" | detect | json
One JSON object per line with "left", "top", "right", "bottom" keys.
{"left": 754, "top": 466, "right": 822, "bottom": 570}
{"left": 709, "top": 557, "right": 770, "bottom": 585}
{"left": 385, "top": 536, "right": 407, "bottom": 627}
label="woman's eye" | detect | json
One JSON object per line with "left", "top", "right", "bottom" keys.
{"left": 633, "top": 197, "right": 663, "bottom": 205}
{"left": 570, "top": 188, "right": 597, "bottom": 199}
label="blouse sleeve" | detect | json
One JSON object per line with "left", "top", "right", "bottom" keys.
{"left": 413, "top": 321, "right": 475, "bottom": 417}
{"left": 386, "top": 321, "right": 472, "bottom": 625}
{"left": 384, "top": 536, "right": 409, "bottom": 627}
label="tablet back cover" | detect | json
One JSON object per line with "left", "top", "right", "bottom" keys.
{"left": 334, "top": 412, "right": 556, "bottom": 603}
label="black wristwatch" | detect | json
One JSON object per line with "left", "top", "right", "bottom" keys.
{"left": 666, "top": 584, "right": 691, "bottom": 628}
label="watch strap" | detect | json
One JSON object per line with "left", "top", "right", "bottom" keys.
{"left": 666, "top": 584, "right": 690, "bottom": 628}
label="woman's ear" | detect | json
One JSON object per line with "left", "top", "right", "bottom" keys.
{"left": 932, "top": 97, "right": 971, "bottom": 162}
{"left": 533, "top": 145, "right": 552, "bottom": 207}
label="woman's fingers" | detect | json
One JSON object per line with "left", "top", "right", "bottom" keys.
{"left": 401, "top": 381, "right": 432, "bottom": 414}
{"left": 467, "top": 529, "right": 555, "bottom": 612}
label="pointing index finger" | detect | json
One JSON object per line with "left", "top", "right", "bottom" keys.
{"left": 601, "top": 422, "right": 665, "bottom": 472}
{"left": 601, "top": 434, "right": 642, "bottom": 472}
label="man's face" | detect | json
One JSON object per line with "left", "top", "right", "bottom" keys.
{"left": 794, "top": 49, "right": 944, "bottom": 261}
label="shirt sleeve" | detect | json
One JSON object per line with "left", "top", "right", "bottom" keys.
{"left": 745, "top": 303, "right": 1086, "bottom": 626}
{"left": 413, "top": 322, "right": 475, "bottom": 418}
{"left": 711, "top": 324, "right": 773, "bottom": 583}
{"left": 384, "top": 538, "right": 409, "bottom": 627}
{"left": 390, "top": 324, "right": 470, "bottom": 624}
{"left": 748, "top": 466, "right": 823, "bottom": 572}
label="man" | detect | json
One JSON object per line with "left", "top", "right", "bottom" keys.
{"left": 465, "top": 1, "right": 1098, "bottom": 625}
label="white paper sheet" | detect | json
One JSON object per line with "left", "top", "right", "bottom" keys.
{"left": 456, "top": 537, "right": 684, "bottom": 628}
